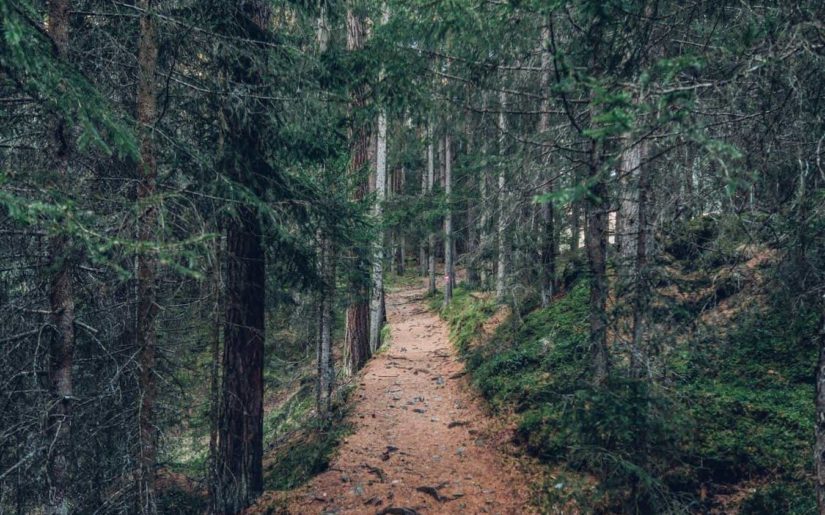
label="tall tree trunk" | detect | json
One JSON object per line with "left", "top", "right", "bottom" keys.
{"left": 314, "top": 5, "right": 334, "bottom": 405}
{"left": 478, "top": 96, "right": 490, "bottom": 290}
{"left": 571, "top": 170, "right": 582, "bottom": 252}
{"left": 135, "top": 1, "right": 159, "bottom": 512}
{"left": 398, "top": 235, "right": 406, "bottom": 275}
{"left": 479, "top": 163, "right": 489, "bottom": 289}
{"left": 369, "top": 106, "right": 387, "bottom": 353}
{"left": 629, "top": 141, "right": 650, "bottom": 377}
{"left": 816, "top": 312, "right": 825, "bottom": 514}
{"left": 616, "top": 142, "right": 643, "bottom": 282}
{"left": 344, "top": 7, "right": 371, "bottom": 374}
{"left": 538, "top": 23, "right": 556, "bottom": 307}
{"left": 316, "top": 233, "right": 335, "bottom": 418}
{"left": 419, "top": 159, "right": 427, "bottom": 276}
{"left": 465, "top": 119, "right": 480, "bottom": 288}
{"left": 444, "top": 133, "right": 454, "bottom": 305}
{"left": 389, "top": 231, "right": 396, "bottom": 275}
{"left": 495, "top": 90, "right": 508, "bottom": 301}
{"left": 397, "top": 167, "right": 406, "bottom": 276}
{"left": 45, "top": 1, "right": 75, "bottom": 512}
{"left": 216, "top": 205, "right": 265, "bottom": 513}
{"left": 427, "top": 123, "right": 437, "bottom": 296}
{"left": 585, "top": 141, "right": 610, "bottom": 386}
{"left": 214, "top": 4, "right": 270, "bottom": 510}
{"left": 208, "top": 236, "right": 223, "bottom": 503}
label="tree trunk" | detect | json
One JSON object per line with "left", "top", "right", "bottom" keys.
{"left": 369, "top": 106, "right": 387, "bottom": 353}
{"left": 419, "top": 160, "right": 427, "bottom": 276}
{"left": 571, "top": 170, "right": 582, "bottom": 252}
{"left": 479, "top": 163, "right": 489, "bottom": 289}
{"left": 444, "top": 133, "right": 454, "bottom": 305}
{"left": 208, "top": 236, "right": 223, "bottom": 504}
{"left": 215, "top": 205, "right": 265, "bottom": 513}
{"left": 316, "top": 234, "right": 335, "bottom": 418}
{"left": 585, "top": 141, "right": 610, "bottom": 386}
{"left": 427, "top": 123, "right": 437, "bottom": 296}
{"left": 816, "top": 312, "right": 825, "bottom": 514}
{"left": 617, "top": 142, "right": 642, "bottom": 283}
{"left": 397, "top": 167, "right": 406, "bottom": 274}
{"left": 45, "top": 1, "right": 75, "bottom": 512}
{"left": 213, "top": 4, "right": 270, "bottom": 509}
{"left": 135, "top": 1, "right": 159, "bottom": 512}
{"left": 477, "top": 95, "right": 491, "bottom": 290}
{"left": 629, "top": 141, "right": 650, "bottom": 377}
{"left": 538, "top": 24, "right": 556, "bottom": 307}
{"left": 495, "top": 90, "right": 507, "bottom": 301}
{"left": 465, "top": 120, "right": 480, "bottom": 288}
{"left": 344, "top": 7, "right": 371, "bottom": 374}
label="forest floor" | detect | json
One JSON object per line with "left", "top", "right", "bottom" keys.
{"left": 252, "top": 280, "right": 536, "bottom": 514}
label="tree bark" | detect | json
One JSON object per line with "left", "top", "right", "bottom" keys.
{"left": 816, "top": 312, "right": 825, "bottom": 514}
{"left": 443, "top": 133, "right": 454, "bottom": 305}
{"left": 343, "top": 7, "right": 371, "bottom": 374}
{"left": 135, "top": 0, "right": 159, "bottom": 512}
{"left": 617, "top": 142, "right": 643, "bottom": 281}
{"left": 208, "top": 236, "right": 223, "bottom": 504}
{"left": 629, "top": 141, "right": 650, "bottom": 377}
{"left": 419, "top": 158, "right": 427, "bottom": 276}
{"left": 396, "top": 167, "right": 406, "bottom": 275}
{"left": 45, "top": 1, "right": 75, "bottom": 512}
{"left": 369, "top": 106, "right": 387, "bottom": 353}
{"left": 427, "top": 123, "right": 437, "bottom": 296}
{"left": 214, "top": 3, "right": 270, "bottom": 510}
{"left": 216, "top": 205, "right": 265, "bottom": 513}
{"left": 316, "top": 234, "right": 335, "bottom": 418}
{"left": 495, "top": 90, "right": 508, "bottom": 301}
{"left": 585, "top": 141, "right": 610, "bottom": 386}
{"left": 477, "top": 94, "right": 491, "bottom": 289}
{"left": 538, "top": 23, "right": 556, "bottom": 307}
{"left": 465, "top": 119, "right": 480, "bottom": 288}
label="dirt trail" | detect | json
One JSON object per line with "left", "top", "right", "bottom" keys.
{"left": 279, "top": 283, "right": 534, "bottom": 514}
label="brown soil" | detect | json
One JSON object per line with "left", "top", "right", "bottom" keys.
{"left": 262, "top": 282, "right": 536, "bottom": 514}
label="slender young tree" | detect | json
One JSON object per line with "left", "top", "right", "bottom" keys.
{"left": 369, "top": 98, "right": 388, "bottom": 353}
{"left": 427, "top": 123, "right": 437, "bottom": 295}
{"left": 315, "top": 0, "right": 335, "bottom": 418}
{"left": 316, "top": 231, "right": 335, "bottom": 417}
{"left": 495, "top": 90, "right": 507, "bottom": 301}
{"left": 396, "top": 166, "right": 406, "bottom": 275}
{"left": 134, "top": 0, "right": 160, "bottom": 512}
{"left": 585, "top": 139, "right": 610, "bottom": 386}
{"left": 538, "top": 22, "right": 556, "bottom": 307}
{"left": 630, "top": 143, "right": 651, "bottom": 376}
{"left": 419, "top": 149, "right": 428, "bottom": 276}
{"left": 443, "top": 132, "right": 454, "bottom": 304}
{"left": 44, "top": 1, "right": 76, "bottom": 512}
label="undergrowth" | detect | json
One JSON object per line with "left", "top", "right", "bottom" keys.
{"left": 437, "top": 277, "right": 817, "bottom": 513}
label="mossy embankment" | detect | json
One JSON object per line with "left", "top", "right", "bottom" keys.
{"left": 433, "top": 254, "right": 817, "bottom": 513}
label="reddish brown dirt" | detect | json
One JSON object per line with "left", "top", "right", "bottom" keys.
{"left": 275, "top": 283, "right": 535, "bottom": 514}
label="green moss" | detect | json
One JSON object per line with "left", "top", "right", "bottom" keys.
{"left": 377, "top": 324, "right": 392, "bottom": 352}
{"left": 385, "top": 269, "right": 424, "bottom": 290}
{"left": 263, "top": 383, "right": 315, "bottom": 443}
{"left": 438, "top": 286, "right": 497, "bottom": 353}
{"left": 436, "top": 277, "right": 819, "bottom": 512}
{"left": 264, "top": 415, "right": 352, "bottom": 491}
{"left": 158, "top": 486, "right": 209, "bottom": 514}
{"left": 264, "top": 382, "right": 354, "bottom": 491}
{"left": 740, "top": 480, "right": 816, "bottom": 514}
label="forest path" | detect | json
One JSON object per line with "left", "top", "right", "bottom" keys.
{"left": 280, "top": 281, "right": 535, "bottom": 514}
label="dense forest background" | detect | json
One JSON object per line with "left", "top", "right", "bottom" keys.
{"left": 1, "top": 0, "right": 824, "bottom": 513}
